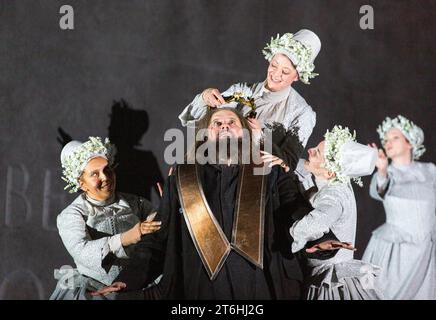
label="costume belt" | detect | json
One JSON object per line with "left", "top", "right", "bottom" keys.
{"left": 176, "top": 164, "right": 266, "bottom": 280}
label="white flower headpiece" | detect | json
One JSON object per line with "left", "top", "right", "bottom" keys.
{"left": 324, "top": 126, "right": 363, "bottom": 187}
{"left": 262, "top": 33, "right": 318, "bottom": 84}
{"left": 377, "top": 115, "right": 425, "bottom": 160}
{"left": 61, "top": 137, "right": 116, "bottom": 193}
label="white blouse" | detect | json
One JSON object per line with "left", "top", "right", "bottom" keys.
{"left": 57, "top": 192, "right": 154, "bottom": 285}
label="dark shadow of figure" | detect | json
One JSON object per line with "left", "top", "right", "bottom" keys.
{"left": 108, "top": 99, "right": 163, "bottom": 201}
{"left": 57, "top": 99, "right": 163, "bottom": 201}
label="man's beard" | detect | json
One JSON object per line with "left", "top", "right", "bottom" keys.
{"left": 202, "top": 136, "right": 245, "bottom": 165}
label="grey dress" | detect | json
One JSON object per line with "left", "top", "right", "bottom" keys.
{"left": 362, "top": 162, "right": 436, "bottom": 300}
{"left": 50, "top": 192, "right": 154, "bottom": 300}
{"left": 178, "top": 81, "right": 316, "bottom": 147}
{"left": 290, "top": 178, "right": 383, "bottom": 300}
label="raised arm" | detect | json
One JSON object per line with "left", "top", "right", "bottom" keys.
{"left": 368, "top": 143, "right": 390, "bottom": 201}
{"left": 178, "top": 83, "right": 249, "bottom": 127}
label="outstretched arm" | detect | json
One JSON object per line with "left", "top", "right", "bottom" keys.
{"left": 276, "top": 171, "right": 350, "bottom": 260}
{"left": 110, "top": 174, "right": 179, "bottom": 292}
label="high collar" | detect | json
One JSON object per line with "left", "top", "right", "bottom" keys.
{"left": 85, "top": 193, "right": 117, "bottom": 207}
{"left": 259, "top": 81, "right": 292, "bottom": 104}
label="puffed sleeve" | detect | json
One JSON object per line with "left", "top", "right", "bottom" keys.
{"left": 284, "top": 89, "right": 316, "bottom": 148}
{"left": 178, "top": 93, "right": 208, "bottom": 127}
{"left": 178, "top": 83, "right": 245, "bottom": 127}
{"left": 57, "top": 206, "right": 126, "bottom": 273}
{"left": 275, "top": 169, "right": 339, "bottom": 260}
{"left": 291, "top": 106, "right": 316, "bottom": 148}
{"left": 290, "top": 188, "right": 343, "bottom": 253}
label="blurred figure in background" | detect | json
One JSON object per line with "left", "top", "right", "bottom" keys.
{"left": 363, "top": 115, "right": 435, "bottom": 300}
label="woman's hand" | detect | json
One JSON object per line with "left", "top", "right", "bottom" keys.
{"left": 140, "top": 219, "right": 162, "bottom": 235}
{"left": 201, "top": 88, "right": 225, "bottom": 107}
{"left": 121, "top": 216, "right": 162, "bottom": 246}
{"left": 369, "top": 143, "right": 388, "bottom": 177}
{"left": 247, "top": 117, "right": 262, "bottom": 136}
{"left": 120, "top": 223, "right": 142, "bottom": 246}
{"left": 306, "top": 240, "right": 356, "bottom": 253}
{"left": 90, "top": 282, "right": 126, "bottom": 297}
{"left": 260, "top": 151, "right": 290, "bottom": 172}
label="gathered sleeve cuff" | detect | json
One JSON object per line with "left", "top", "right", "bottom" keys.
{"left": 178, "top": 93, "right": 208, "bottom": 127}
{"left": 107, "top": 234, "right": 128, "bottom": 259}
{"left": 369, "top": 172, "right": 391, "bottom": 201}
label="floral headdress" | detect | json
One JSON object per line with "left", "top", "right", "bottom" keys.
{"left": 377, "top": 115, "right": 425, "bottom": 160}
{"left": 61, "top": 137, "right": 116, "bottom": 193}
{"left": 323, "top": 126, "right": 363, "bottom": 187}
{"left": 262, "top": 32, "right": 319, "bottom": 84}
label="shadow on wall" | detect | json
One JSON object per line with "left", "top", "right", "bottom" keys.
{"left": 57, "top": 99, "right": 163, "bottom": 201}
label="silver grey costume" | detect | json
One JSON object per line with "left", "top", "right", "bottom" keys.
{"left": 362, "top": 162, "right": 436, "bottom": 300}
{"left": 50, "top": 192, "right": 154, "bottom": 300}
{"left": 290, "top": 178, "right": 383, "bottom": 300}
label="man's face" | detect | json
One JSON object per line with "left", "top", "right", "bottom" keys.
{"left": 208, "top": 110, "right": 244, "bottom": 141}
{"left": 383, "top": 128, "right": 412, "bottom": 160}
{"left": 304, "top": 140, "right": 330, "bottom": 177}
{"left": 79, "top": 157, "right": 116, "bottom": 201}
{"left": 266, "top": 53, "right": 299, "bottom": 92}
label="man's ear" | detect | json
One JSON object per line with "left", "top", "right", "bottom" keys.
{"left": 79, "top": 177, "right": 87, "bottom": 192}
{"left": 324, "top": 170, "right": 336, "bottom": 180}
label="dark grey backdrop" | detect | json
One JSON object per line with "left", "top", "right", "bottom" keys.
{"left": 0, "top": 0, "right": 434, "bottom": 299}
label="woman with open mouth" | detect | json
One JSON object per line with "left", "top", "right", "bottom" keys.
{"left": 50, "top": 137, "right": 162, "bottom": 300}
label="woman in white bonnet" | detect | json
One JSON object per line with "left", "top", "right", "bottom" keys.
{"left": 362, "top": 115, "right": 436, "bottom": 300}
{"left": 50, "top": 137, "right": 162, "bottom": 300}
{"left": 179, "top": 29, "right": 321, "bottom": 169}
{"left": 289, "top": 126, "right": 383, "bottom": 300}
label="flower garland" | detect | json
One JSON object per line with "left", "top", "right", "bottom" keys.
{"left": 324, "top": 126, "right": 363, "bottom": 187}
{"left": 262, "top": 33, "right": 318, "bottom": 84}
{"left": 377, "top": 115, "right": 425, "bottom": 160}
{"left": 61, "top": 137, "right": 116, "bottom": 193}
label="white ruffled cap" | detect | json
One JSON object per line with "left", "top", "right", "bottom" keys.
{"left": 60, "top": 141, "right": 83, "bottom": 166}
{"left": 339, "top": 141, "right": 377, "bottom": 178}
{"left": 60, "top": 140, "right": 108, "bottom": 172}
{"left": 377, "top": 115, "right": 425, "bottom": 160}
{"left": 274, "top": 29, "right": 321, "bottom": 66}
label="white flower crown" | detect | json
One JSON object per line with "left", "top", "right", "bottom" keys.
{"left": 377, "top": 115, "right": 425, "bottom": 160}
{"left": 262, "top": 33, "right": 318, "bottom": 84}
{"left": 324, "top": 126, "right": 363, "bottom": 187}
{"left": 61, "top": 137, "right": 116, "bottom": 193}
